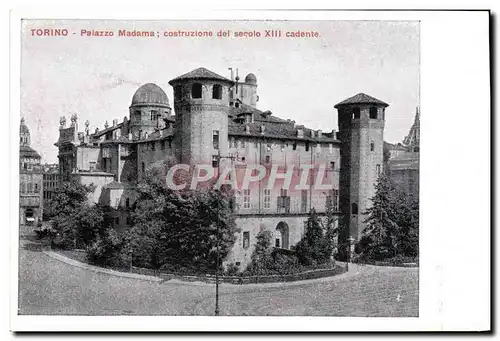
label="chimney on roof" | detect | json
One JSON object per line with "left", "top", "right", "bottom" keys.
{"left": 95, "top": 127, "right": 99, "bottom": 134}
{"left": 318, "top": 130, "right": 322, "bottom": 138}
{"left": 113, "top": 119, "right": 118, "bottom": 127}
{"left": 104, "top": 121, "right": 109, "bottom": 129}
{"left": 297, "top": 128, "right": 304, "bottom": 138}
{"left": 331, "top": 129, "right": 337, "bottom": 139}
{"left": 311, "top": 130, "right": 315, "bottom": 138}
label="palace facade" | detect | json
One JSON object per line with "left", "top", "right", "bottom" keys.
{"left": 56, "top": 67, "right": 390, "bottom": 268}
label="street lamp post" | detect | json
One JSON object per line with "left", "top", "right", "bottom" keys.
{"left": 213, "top": 149, "right": 240, "bottom": 316}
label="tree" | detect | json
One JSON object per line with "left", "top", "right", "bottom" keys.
{"left": 358, "top": 172, "right": 399, "bottom": 260}
{"left": 128, "top": 171, "right": 238, "bottom": 272}
{"left": 324, "top": 195, "right": 339, "bottom": 259}
{"left": 357, "top": 171, "right": 419, "bottom": 261}
{"left": 49, "top": 181, "right": 105, "bottom": 249}
{"left": 49, "top": 181, "right": 96, "bottom": 219}
{"left": 392, "top": 190, "right": 419, "bottom": 258}
{"left": 294, "top": 208, "right": 331, "bottom": 266}
{"left": 246, "top": 229, "right": 273, "bottom": 275}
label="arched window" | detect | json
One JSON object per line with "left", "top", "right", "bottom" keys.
{"left": 352, "top": 203, "right": 358, "bottom": 215}
{"left": 192, "top": 83, "right": 202, "bottom": 99}
{"left": 174, "top": 85, "right": 182, "bottom": 100}
{"left": 212, "top": 84, "right": 222, "bottom": 99}
{"left": 370, "top": 141, "right": 375, "bottom": 152}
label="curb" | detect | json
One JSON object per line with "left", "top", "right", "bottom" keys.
{"left": 41, "top": 247, "right": 416, "bottom": 287}
{"left": 43, "top": 250, "right": 164, "bottom": 283}
{"left": 43, "top": 249, "right": 351, "bottom": 287}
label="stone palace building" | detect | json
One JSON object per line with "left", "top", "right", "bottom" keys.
{"left": 55, "top": 67, "right": 392, "bottom": 268}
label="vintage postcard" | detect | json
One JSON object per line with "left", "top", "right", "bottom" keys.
{"left": 10, "top": 10, "right": 490, "bottom": 332}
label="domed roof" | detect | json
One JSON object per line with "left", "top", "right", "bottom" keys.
{"left": 131, "top": 83, "right": 170, "bottom": 107}
{"left": 245, "top": 73, "right": 257, "bottom": 84}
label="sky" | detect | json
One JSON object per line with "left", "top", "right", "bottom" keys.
{"left": 20, "top": 20, "right": 420, "bottom": 163}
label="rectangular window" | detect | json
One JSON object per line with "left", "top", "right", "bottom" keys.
{"left": 376, "top": 164, "right": 381, "bottom": 176}
{"left": 89, "top": 162, "right": 96, "bottom": 171}
{"left": 212, "top": 130, "right": 219, "bottom": 150}
{"left": 293, "top": 142, "right": 297, "bottom": 151}
{"left": 27, "top": 183, "right": 33, "bottom": 193}
{"left": 265, "top": 155, "right": 270, "bottom": 164}
{"left": 370, "top": 107, "right": 378, "bottom": 119}
{"left": 333, "top": 189, "right": 339, "bottom": 211}
{"left": 243, "top": 232, "right": 250, "bottom": 249}
{"left": 243, "top": 189, "right": 251, "bottom": 209}
{"left": 161, "top": 140, "right": 166, "bottom": 150}
{"left": 212, "top": 156, "right": 219, "bottom": 168}
{"left": 263, "top": 188, "right": 271, "bottom": 209}
{"left": 330, "top": 161, "right": 335, "bottom": 171}
{"left": 305, "top": 142, "right": 310, "bottom": 152}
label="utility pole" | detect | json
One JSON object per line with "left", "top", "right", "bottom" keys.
{"left": 214, "top": 149, "right": 240, "bottom": 316}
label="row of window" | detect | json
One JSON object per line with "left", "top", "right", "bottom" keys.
{"left": 20, "top": 182, "right": 40, "bottom": 194}
{"left": 227, "top": 136, "right": 339, "bottom": 154}
{"left": 174, "top": 83, "right": 223, "bottom": 100}
{"left": 352, "top": 107, "right": 384, "bottom": 120}
{"left": 144, "top": 139, "right": 172, "bottom": 151}
{"left": 238, "top": 188, "right": 339, "bottom": 211}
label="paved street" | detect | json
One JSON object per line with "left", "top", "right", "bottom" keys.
{"left": 18, "top": 237, "right": 418, "bottom": 316}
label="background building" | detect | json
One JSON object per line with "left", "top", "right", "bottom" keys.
{"left": 19, "top": 118, "right": 43, "bottom": 226}
{"left": 42, "top": 163, "right": 59, "bottom": 219}
{"left": 55, "top": 67, "right": 392, "bottom": 268}
{"left": 387, "top": 108, "right": 420, "bottom": 197}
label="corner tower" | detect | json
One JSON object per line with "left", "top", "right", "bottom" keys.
{"left": 335, "top": 93, "right": 389, "bottom": 244}
{"left": 169, "top": 67, "right": 234, "bottom": 165}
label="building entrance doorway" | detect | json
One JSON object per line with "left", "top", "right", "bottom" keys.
{"left": 275, "top": 221, "right": 290, "bottom": 249}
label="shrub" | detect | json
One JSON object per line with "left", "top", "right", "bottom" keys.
{"left": 86, "top": 229, "right": 129, "bottom": 269}
{"left": 224, "top": 263, "right": 240, "bottom": 276}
